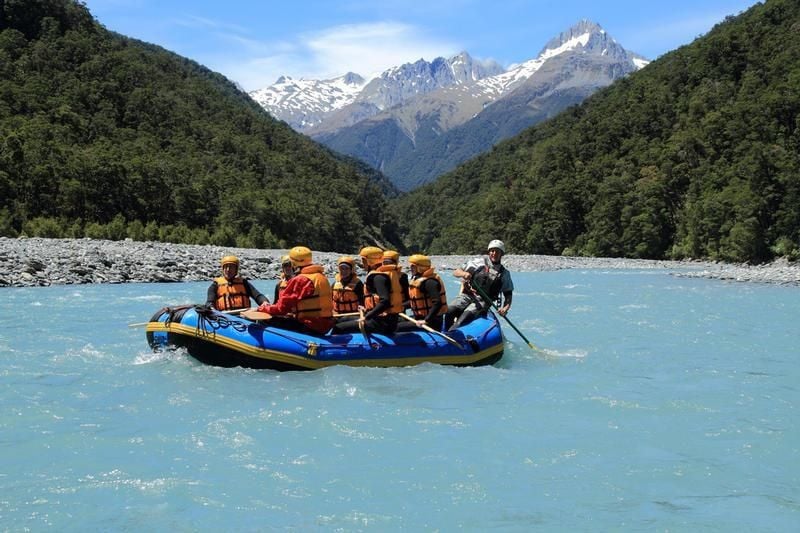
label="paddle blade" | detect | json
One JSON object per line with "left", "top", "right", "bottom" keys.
{"left": 240, "top": 310, "right": 272, "bottom": 321}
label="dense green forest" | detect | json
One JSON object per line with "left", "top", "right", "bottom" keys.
{"left": 0, "top": 0, "right": 400, "bottom": 251}
{"left": 2, "top": 0, "right": 798, "bottom": 263}
{"left": 392, "top": 0, "right": 800, "bottom": 263}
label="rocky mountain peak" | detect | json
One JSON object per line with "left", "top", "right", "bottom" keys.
{"left": 252, "top": 20, "right": 647, "bottom": 136}
{"left": 355, "top": 51, "right": 503, "bottom": 111}
{"left": 539, "top": 19, "right": 629, "bottom": 61}
{"left": 341, "top": 72, "right": 365, "bottom": 85}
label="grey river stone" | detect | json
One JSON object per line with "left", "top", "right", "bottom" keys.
{"left": 1, "top": 237, "right": 798, "bottom": 288}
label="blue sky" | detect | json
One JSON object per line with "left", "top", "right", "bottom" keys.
{"left": 82, "top": 0, "right": 760, "bottom": 91}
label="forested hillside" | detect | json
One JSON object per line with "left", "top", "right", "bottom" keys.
{"left": 0, "top": 0, "right": 400, "bottom": 251}
{"left": 392, "top": 0, "right": 800, "bottom": 263}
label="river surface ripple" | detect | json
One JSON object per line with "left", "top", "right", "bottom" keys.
{"left": 1, "top": 270, "right": 797, "bottom": 530}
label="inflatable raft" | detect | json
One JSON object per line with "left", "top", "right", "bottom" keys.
{"left": 145, "top": 305, "right": 504, "bottom": 371}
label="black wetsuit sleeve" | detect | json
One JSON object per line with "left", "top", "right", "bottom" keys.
{"left": 273, "top": 283, "right": 281, "bottom": 303}
{"left": 502, "top": 290, "right": 512, "bottom": 308}
{"left": 206, "top": 281, "right": 218, "bottom": 307}
{"left": 354, "top": 280, "right": 365, "bottom": 306}
{"left": 244, "top": 279, "right": 268, "bottom": 305}
{"left": 364, "top": 274, "right": 392, "bottom": 320}
{"left": 423, "top": 278, "right": 443, "bottom": 323}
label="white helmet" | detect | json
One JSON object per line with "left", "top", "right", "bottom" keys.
{"left": 487, "top": 239, "right": 505, "bottom": 254}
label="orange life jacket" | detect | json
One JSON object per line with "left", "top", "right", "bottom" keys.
{"left": 364, "top": 265, "right": 404, "bottom": 315}
{"left": 213, "top": 276, "right": 250, "bottom": 311}
{"left": 409, "top": 269, "right": 448, "bottom": 319}
{"left": 332, "top": 274, "right": 361, "bottom": 313}
{"left": 294, "top": 265, "right": 333, "bottom": 319}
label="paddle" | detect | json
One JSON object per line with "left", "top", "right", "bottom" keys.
{"left": 240, "top": 309, "right": 273, "bottom": 321}
{"left": 398, "top": 313, "right": 464, "bottom": 350}
{"left": 127, "top": 306, "right": 253, "bottom": 327}
{"left": 358, "top": 308, "right": 376, "bottom": 350}
{"left": 224, "top": 307, "right": 253, "bottom": 315}
{"left": 469, "top": 280, "right": 540, "bottom": 351}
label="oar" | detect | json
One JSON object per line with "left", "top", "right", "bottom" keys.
{"left": 398, "top": 313, "right": 464, "bottom": 350}
{"left": 127, "top": 306, "right": 252, "bottom": 327}
{"left": 470, "top": 281, "right": 540, "bottom": 351}
{"left": 359, "top": 308, "right": 376, "bottom": 350}
{"left": 240, "top": 309, "right": 273, "bottom": 321}
{"left": 224, "top": 307, "right": 253, "bottom": 315}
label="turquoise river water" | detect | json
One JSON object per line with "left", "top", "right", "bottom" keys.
{"left": 1, "top": 270, "right": 798, "bottom": 531}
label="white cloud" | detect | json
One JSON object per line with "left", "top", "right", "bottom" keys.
{"left": 175, "top": 15, "right": 251, "bottom": 36}
{"left": 215, "top": 21, "right": 460, "bottom": 91}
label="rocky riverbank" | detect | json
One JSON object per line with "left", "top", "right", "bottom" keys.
{"left": 1, "top": 237, "right": 799, "bottom": 287}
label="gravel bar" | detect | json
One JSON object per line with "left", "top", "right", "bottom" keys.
{"left": 2, "top": 237, "right": 798, "bottom": 288}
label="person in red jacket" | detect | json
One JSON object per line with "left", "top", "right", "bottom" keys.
{"left": 256, "top": 246, "right": 334, "bottom": 334}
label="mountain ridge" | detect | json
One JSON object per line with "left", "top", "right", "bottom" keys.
{"left": 307, "top": 20, "right": 646, "bottom": 190}
{"left": 251, "top": 52, "right": 504, "bottom": 133}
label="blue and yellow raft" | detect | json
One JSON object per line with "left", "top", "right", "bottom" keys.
{"left": 145, "top": 305, "right": 504, "bottom": 371}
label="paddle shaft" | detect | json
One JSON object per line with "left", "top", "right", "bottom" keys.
{"left": 224, "top": 307, "right": 252, "bottom": 315}
{"left": 128, "top": 306, "right": 251, "bottom": 327}
{"left": 358, "top": 308, "right": 376, "bottom": 350}
{"left": 469, "top": 280, "right": 538, "bottom": 350}
{"left": 398, "top": 313, "right": 464, "bottom": 350}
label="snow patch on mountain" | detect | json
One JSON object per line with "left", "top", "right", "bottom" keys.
{"left": 472, "top": 31, "right": 596, "bottom": 99}
{"left": 250, "top": 20, "right": 648, "bottom": 133}
{"left": 249, "top": 73, "right": 367, "bottom": 129}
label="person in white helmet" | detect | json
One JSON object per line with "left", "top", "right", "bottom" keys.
{"left": 446, "top": 239, "right": 514, "bottom": 330}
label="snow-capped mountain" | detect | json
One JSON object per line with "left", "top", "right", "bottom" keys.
{"left": 251, "top": 20, "right": 648, "bottom": 191}
{"left": 312, "top": 20, "right": 648, "bottom": 191}
{"left": 369, "top": 21, "right": 649, "bottom": 190}
{"left": 355, "top": 52, "right": 504, "bottom": 112}
{"left": 477, "top": 19, "right": 646, "bottom": 97}
{"left": 249, "top": 72, "right": 367, "bottom": 130}
{"left": 250, "top": 52, "right": 502, "bottom": 133}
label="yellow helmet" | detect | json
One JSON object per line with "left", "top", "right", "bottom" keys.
{"left": 221, "top": 255, "right": 239, "bottom": 267}
{"left": 409, "top": 254, "right": 431, "bottom": 268}
{"left": 289, "top": 246, "right": 312, "bottom": 268}
{"left": 280, "top": 254, "right": 292, "bottom": 266}
{"left": 359, "top": 246, "right": 384, "bottom": 268}
{"left": 382, "top": 250, "right": 400, "bottom": 264}
{"left": 337, "top": 256, "right": 355, "bottom": 268}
